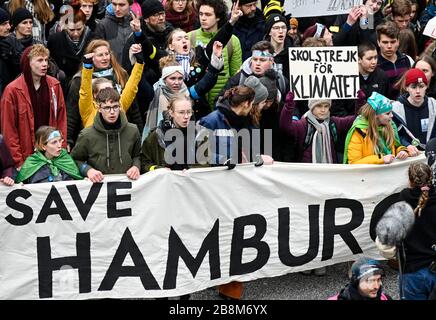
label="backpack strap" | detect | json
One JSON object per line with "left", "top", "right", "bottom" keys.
{"left": 227, "top": 36, "right": 234, "bottom": 61}
{"left": 303, "top": 123, "right": 315, "bottom": 151}
{"left": 356, "top": 127, "right": 366, "bottom": 139}
{"left": 329, "top": 121, "right": 338, "bottom": 145}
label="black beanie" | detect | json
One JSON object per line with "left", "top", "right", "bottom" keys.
{"left": 264, "top": 13, "right": 287, "bottom": 36}
{"left": 234, "top": 0, "right": 258, "bottom": 5}
{"left": 0, "top": 7, "right": 10, "bottom": 24}
{"left": 11, "top": 8, "right": 33, "bottom": 28}
{"left": 141, "top": 0, "right": 164, "bottom": 19}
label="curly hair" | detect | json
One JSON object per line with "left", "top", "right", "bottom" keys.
{"left": 196, "top": 0, "right": 228, "bottom": 28}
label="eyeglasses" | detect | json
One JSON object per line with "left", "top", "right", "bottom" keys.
{"left": 101, "top": 105, "right": 120, "bottom": 113}
{"left": 175, "top": 110, "right": 193, "bottom": 116}
{"left": 364, "top": 277, "right": 382, "bottom": 286}
{"left": 271, "top": 25, "right": 287, "bottom": 31}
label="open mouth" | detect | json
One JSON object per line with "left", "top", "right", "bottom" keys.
{"left": 183, "top": 44, "right": 188, "bottom": 51}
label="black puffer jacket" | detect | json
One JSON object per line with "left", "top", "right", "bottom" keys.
{"left": 399, "top": 187, "right": 436, "bottom": 274}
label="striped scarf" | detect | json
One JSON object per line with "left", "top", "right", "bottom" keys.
{"left": 305, "top": 112, "right": 334, "bottom": 163}
{"left": 175, "top": 54, "right": 191, "bottom": 80}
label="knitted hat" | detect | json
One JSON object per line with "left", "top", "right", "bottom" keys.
{"left": 259, "top": 69, "right": 278, "bottom": 101}
{"left": 265, "top": 13, "right": 287, "bottom": 35}
{"left": 0, "top": 7, "right": 10, "bottom": 24}
{"left": 367, "top": 92, "right": 392, "bottom": 115}
{"left": 405, "top": 68, "right": 428, "bottom": 86}
{"left": 11, "top": 8, "right": 33, "bottom": 28}
{"left": 303, "top": 23, "right": 326, "bottom": 41}
{"left": 289, "top": 17, "right": 298, "bottom": 28}
{"left": 141, "top": 0, "right": 164, "bottom": 19}
{"left": 426, "top": 137, "right": 436, "bottom": 166}
{"left": 308, "top": 99, "right": 331, "bottom": 110}
{"left": 351, "top": 258, "right": 385, "bottom": 286}
{"left": 263, "top": 0, "right": 283, "bottom": 19}
{"left": 235, "top": 0, "right": 258, "bottom": 6}
{"left": 244, "top": 76, "right": 268, "bottom": 104}
{"left": 161, "top": 65, "right": 184, "bottom": 79}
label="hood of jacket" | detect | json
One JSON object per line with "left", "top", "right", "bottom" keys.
{"left": 400, "top": 186, "right": 436, "bottom": 208}
{"left": 92, "top": 111, "right": 129, "bottom": 168}
{"left": 104, "top": 5, "right": 131, "bottom": 25}
{"left": 93, "top": 110, "right": 128, "bottom": 133}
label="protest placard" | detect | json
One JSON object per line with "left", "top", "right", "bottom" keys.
{"left": 289, "top": 46, "right": 359, "bottom": 100}
{"left": 284, "top": 0, "right": 362, "bottom": 18}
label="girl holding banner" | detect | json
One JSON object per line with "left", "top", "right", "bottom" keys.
{"left": 279, "top": 91, "right": 362, "bottom": 164}
{"left": 15, "top": 126, "right": 82, "bottom": 184}
{"left": 343, "top": 92, "right": 414, "bottom": 164}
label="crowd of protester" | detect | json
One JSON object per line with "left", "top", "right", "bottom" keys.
{"left": 0, "top": 0, "right": 435, "bottom": 300}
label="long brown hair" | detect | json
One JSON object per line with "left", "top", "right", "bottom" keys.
{"left": 84, "top": 39, "right": 128, "bottom": 88}
{"left": 360, "top": 103, "right": 395, "bottom": 154}
{"left": 8, "top": 0, "right": 54, "bottom": 24}
{"left": 224, "top": 86, "right": 255, "bottom": 108}
{"left": 408, "top": 162, "right": 432, "bottom": 216}
{"left": 250, "top": 103, "right": 262, "bottom": 127}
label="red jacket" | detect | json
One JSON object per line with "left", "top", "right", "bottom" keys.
{"left": 0, "top": 75, "right": 67, "bottom": 167}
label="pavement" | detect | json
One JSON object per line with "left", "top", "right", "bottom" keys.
{"left": 190, "top": 261, "right": 400, "bottom": 300}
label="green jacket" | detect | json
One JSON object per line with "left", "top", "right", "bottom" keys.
{"left": 141, "top": 123, "right": 210, "bottom": 172}
{"left": 71, "top": 112, "right": 141, "bottom": 176}
{"left": 188, "top": 27, "right": 242, "bottom": 107}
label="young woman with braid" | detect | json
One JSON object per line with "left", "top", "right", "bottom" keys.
{"left": 376, "top": 162, "right": 436, "bottom": 300}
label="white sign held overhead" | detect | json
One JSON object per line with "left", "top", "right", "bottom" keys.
{"left": 284, "top": 0, "right": 362, "bottom": 18}
{"left": 423, "top": 16, "right": 436, "bottom": 39}
{"left": 288, "top": 46, "right": 359, "bottom": 100}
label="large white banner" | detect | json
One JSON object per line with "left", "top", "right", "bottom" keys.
{"left": 289, "top": 46, "right": 359, "bottom": 100}
{"left": 0, "top": 156, "right": 424, "bottom": 299}
{"left": 284, "top": 0, "right": 362, "bottom": 18}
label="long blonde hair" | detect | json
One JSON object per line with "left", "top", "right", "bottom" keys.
{"left": 85, "top": 39, "right": 128, "bottom": 89}
{"left": 8, "top": 0, "right": 54, "bottom": 24}
{"left": 360, "top": 103, "right": 396, "bottom": 154}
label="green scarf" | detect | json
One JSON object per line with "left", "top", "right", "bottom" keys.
{"left": 343, "top": 116, "right": 402, "bottom": 164}
{"left": 16, "top": 149, "right": 83, "bottom": 183}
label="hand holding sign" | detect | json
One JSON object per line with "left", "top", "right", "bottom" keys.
{"left": 346, "top": 6, "right": 362, "bottom": 26}
{"left": 423, "top": 16, "right": 436, "bottom": 39}
{"left": 288, "top": 47, "right": 359, "bottom": 100}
